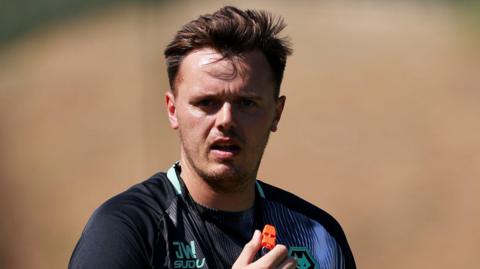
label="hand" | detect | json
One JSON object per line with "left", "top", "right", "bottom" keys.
{"left": 232, "top": 230, "right": 297, "bottom": 269}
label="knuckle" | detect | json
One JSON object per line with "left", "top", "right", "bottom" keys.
{"left": 276, "top": 244, "right": 288, "bottom": 253}
{"left": 242, "top": 244, "right": 257, "bottom": 256}
{"left": 245, "top": 241, "right": 257, "bottom": 251}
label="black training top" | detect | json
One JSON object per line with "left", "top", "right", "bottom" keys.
{"left": 69, "top": 163, "right": 356, "bottom": 269}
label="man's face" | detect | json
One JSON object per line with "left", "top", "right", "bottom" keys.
{"left": 166, "top": 48, "right": 285, "bottom": 192}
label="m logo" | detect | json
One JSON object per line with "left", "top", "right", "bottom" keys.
{"left": 288, "top": 247, "right": 318, "bottom": 269}
{"left": 172, "top": 241, "right": 206, "bottom": 268}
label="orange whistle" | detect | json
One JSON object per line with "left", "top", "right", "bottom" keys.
{"left": 261, "top": 224, "right": 276, "bottom": 250}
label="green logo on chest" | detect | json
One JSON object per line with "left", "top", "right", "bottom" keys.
{"left": 172, "top": 241, "right": 206, "bottom": 268}
{"left": 288, "top": 246, "right": 319, "bottom": 269}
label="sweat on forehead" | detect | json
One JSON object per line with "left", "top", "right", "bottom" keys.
{"left": 173, "top": 49, "right": 274, "bottom": 94}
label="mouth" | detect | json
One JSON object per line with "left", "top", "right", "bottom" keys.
{"left": 210, "top": 139, "right": 241, "bottom": 159}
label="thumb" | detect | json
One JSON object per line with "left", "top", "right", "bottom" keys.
{"left": 233, "top": 230, "right": 262, "bottom": 267}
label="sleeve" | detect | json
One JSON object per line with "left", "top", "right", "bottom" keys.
{"left": 68, "top": 200, "right": 155, "bottom": 269}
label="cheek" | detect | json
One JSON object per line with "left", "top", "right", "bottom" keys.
{"left": 243, "top": 112, "right": 273, "bottom": 135}
{"left": 177, "top": 106, "right": 202, "bottom": 129}
{"left": 178, "top": 108, "right": 213, "bottom": 141}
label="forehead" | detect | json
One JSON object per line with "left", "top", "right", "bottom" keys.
{"left": 175, "top": 48, "right": 274, "bottom": 96}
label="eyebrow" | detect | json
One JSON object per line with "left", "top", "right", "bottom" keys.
{"left": 192, "top": 91, "right": 263, "bottom": 100}
{"left": 235, "top": 92, "right": 263, "bottom": 100}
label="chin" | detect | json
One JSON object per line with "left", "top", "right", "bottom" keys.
{"left": 201, "top": 162, "right": 251, "bottom": 192}
{"left": 209, "top": 162, "right": 241, "bottom": 179}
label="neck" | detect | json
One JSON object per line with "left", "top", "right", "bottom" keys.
{"left": 179, "top": 160, "right": 256, "bottom": 212}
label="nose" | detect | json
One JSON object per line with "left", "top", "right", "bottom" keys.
{"left": 216, "top": 102, "right": 236, "bottom": 131}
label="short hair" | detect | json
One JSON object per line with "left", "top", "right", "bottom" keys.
{"left": 164, "top": 6, "right": 292, "bottom": 97}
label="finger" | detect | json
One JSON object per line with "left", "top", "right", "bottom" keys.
{"left": 255, "top": 244, "right": 289, "bottom": 268}
{"left": 277, "top": 255, "right": 297, "bottom": 269}
{"left": 233, "top": 230, "right": 262, "bottom": 266}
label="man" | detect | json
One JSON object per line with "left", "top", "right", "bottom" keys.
{"left": 69, "top": 6, "right": 355, "bottom": 269}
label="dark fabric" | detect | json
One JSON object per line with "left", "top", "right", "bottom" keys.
{"left": 69, "top": 167, "right": 356, "bottom": 269}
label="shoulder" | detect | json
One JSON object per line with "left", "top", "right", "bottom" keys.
{"left": 258, "top": 180, "right": 345, "bottom": 240}
{"left": 69, "top": 172, "right": 177, "bottom": 268}
{"left": 92, "top": 172, "right": 177, "bottom": 223}
{"left": 257, "top": 180, "right": 356, "bottom": 268}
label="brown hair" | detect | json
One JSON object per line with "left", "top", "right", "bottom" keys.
{"left": 164, "top": 6, "right": 292, "bottom": 97}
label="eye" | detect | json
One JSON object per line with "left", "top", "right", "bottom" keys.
{"left": 196, "top": 99, "right": 217, "bottom": 108}
{"left": 198, "top": 99, "right": 212, "bottom": 106}
{"left": 194, "top": 98, "right": 222, "bottom": 114}
{"left": 239, "top": 98, "right": 256, "bottom": 108}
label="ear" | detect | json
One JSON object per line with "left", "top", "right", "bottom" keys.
{"left": 165, "top": 91, "right": 179, "bottom": 129}
{"left": 271, "top": 95, "right": 286, "bottom": 132}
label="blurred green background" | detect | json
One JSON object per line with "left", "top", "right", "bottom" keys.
{"left": 1, "top": 1, "right": 480, "bottom": 268}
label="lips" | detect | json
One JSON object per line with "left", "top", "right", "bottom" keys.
{"left": 211, "top": 144, "right": 241, "bottom": 152}
{"left": 210, "top": 138, "right": 241, "bottom": 159}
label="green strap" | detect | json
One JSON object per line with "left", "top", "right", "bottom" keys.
{"left": 166, "top": 164, "right": 182, "bottom": 195}
{"left": 256, "top": 181, "right": 265, "bottom": 198}
{"left": 166, "top": 162, "right": 266, "bottom": 198}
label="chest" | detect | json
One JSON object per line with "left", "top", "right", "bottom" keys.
{"left": 152, "top": 199, "right": 334, "bottom": 269}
